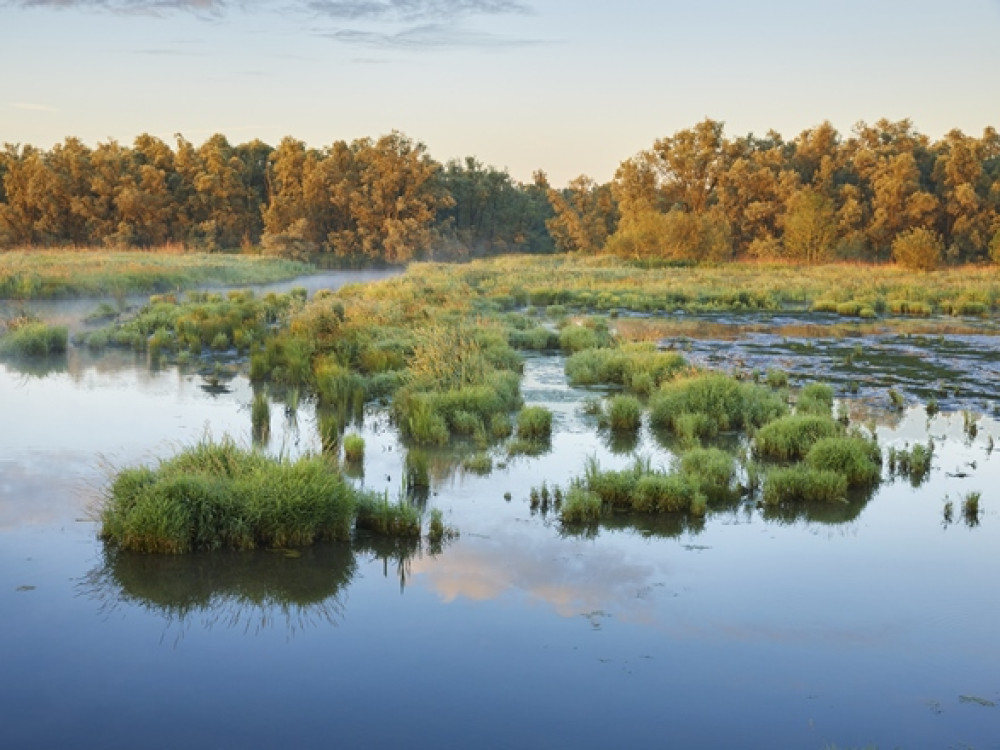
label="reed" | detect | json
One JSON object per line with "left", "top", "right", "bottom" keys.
{"left": 754, "top": 415, "right": 842, "bottom": 461}
{"left": 0, "top": 321, "right": 68, "bottom": 357}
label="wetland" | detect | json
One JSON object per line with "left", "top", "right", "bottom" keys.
{"left": 2, "top": 257, "right": 1000, "bottom": 749}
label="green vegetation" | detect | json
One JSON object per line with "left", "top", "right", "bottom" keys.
{"left": 805, "top": 435, "right": 882, "bottom": 487}
{"left": 251, "top": 392, "right": 270, "bottom": 444}
{"left": 516, "top": 406, "right": 553, "bottom": 441}
{"left": 343, "top": 434, "right": 365, "bottom": 464}
{"left": 100, "top": 438, "right": 358, "bottom": 554}
{"left": 754, "top": 415, "right": 842, "bottom": 461}
{"left": 0, "top": 250, "right": 309, "bottom": 300}
{"left": 564, "top": 343, "right": 686, "bottom": 393}
{"left": 650, "top": 372, "right": 787, "bottom": 439}
{"left": 355, "top": 493, "right": 421, "bottom": 538}
{"left": 763, "top": 465, "right": 848, "bottom": 505}
{"left": 0, "top": 319, "right": 68, "bottom": 357}
{"left": 887, "top": 441, "right": 934, "bottom": 485}
{"left": 606, "top": 394, "right": 642, "bottom": 432}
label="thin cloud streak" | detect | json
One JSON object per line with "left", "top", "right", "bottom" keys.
{"left": 319, "top": 23, "right": 543, "bottom": 49}
{"left": 10, "top": 101, "right": 60, "bottom": 112}
{"left": 306, "top": 0, "right": 529, "bottom": 22}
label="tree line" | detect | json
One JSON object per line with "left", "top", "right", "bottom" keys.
{"left": 2, "top": 119, "right": 999, "bottom": 267}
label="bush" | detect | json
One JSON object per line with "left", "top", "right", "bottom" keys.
{"left": 892, "top": 227, "right": 944, "bottom": 271}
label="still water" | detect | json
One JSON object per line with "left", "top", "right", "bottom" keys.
{"left": 2, "top": 274, "right": 999, "bottom": 749}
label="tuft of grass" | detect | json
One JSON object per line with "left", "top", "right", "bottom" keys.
{"left": 754, "top": 415, "right": 842, "bottom": 461}
{"left": 517, "top": 405, "right": 553, "bottom": 441}
{"left": 796, "top": 382, "right": 834, "bottom": 416}
{"left": 462, "top": 452, "right": 493, "bottom": 474}
{"left": 763, "top": 465, "right": 848, "bottom": 505}
{"left": 805, "top": 435, "right": 882, "bottom": 487}
{"left": 887, "top": 441, "right": 933, "bottom": 485}
{"left": 607, "top": 394, "right": 642, "bottom": 432}
{"left": 649, "top": 372, "right": 787, "bottom": 437}
{"left": 343, "top": 433, "right": 365, "bottom": 464}
{"left": 962, "top": 491, "right": 981, "bottom": 526}
{"left": 355, "top": 493, "right": 421, "bottom": 537}
{"left": 0, "top": 321, "right": 68, "bottom": 357}
{"left": 251, "top": 392, "right": 270, "bottom": 445}
{"left": 405, "top": 450, "right": 431, "bottom": 489}
{"left": 427, "top": 508, "right": 459, "bottom": 543}
{"left": 559, "top": 485, "right": 603, "bottom": 524}
{"left": 100, "top": 437, "right": 357, "bottom": 553}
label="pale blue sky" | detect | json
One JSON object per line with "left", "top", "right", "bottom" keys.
{"left": 2, "top": 0, "right": 999, "bottom": 185}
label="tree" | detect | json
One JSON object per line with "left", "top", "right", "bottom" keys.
{"left": 892, "top": 227, "right": 943, "bottom": 271}
{"left": 545, "top": 175, "right": 618, "bottom": 253}
{"left": 782, "top": 188, "right": 838, "bottom": 263}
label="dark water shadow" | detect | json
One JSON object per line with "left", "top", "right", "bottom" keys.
{"left": 79, "top": 543, "right": 358, "bottom": 635}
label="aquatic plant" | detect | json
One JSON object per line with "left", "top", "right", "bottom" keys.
{"left": 564, "top": 343, "right": 686, "bottom": 392}
{"left": 461, "top": 452, "right": 493, "bottom": 474}
{"left": 355, "top": 493, "right": 421, "bottom": 538}
{"left": 559, "top": 485, "right": 603, "bottom": 524}
{"left": 343, "top": 434, "right": 365, "bottom": 464}
{"left": 762, "top": 465, "right": 848, "bottom": 505}
{"left": 251, "top": 392, "right": 271, "bottom": 445}
{"left": 517, "top": 405, "right": 553, "bottom": 441}
{"left": 754, "top": 415, "right": 842, "bottom": 461}
{"left": 649, "top": 371, "right": 787, "bottom": 437}
{"left": 962, "top": 491, "right": 981, "bottom": 526}
{"left": 0, "top": 321, "right": 68, "bottom": 357}
{"left": 805, "top": 435, "right": 882, "bottom": 487}
{"left": 100, "top": 437, "right": 357, "bottom": 554}
{"left": 607, "top": 394, "right": 642, "bottom": 432}
{"left": 887, "top": 441, "right": 933, "bottom": 485}
{"left": 796, "top": 382, "right": 834, "bottom": 416}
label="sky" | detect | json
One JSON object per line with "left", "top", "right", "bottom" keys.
{"left": 1, "top": 0, "right": 999, "bottom": 186}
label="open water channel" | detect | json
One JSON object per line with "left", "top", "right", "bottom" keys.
{"left": 2, "top": 271, "right": 999, "bottom": 749}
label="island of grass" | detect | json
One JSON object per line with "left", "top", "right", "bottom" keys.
{"left": 100, "top": 437, "right": 441, "bottom": 554}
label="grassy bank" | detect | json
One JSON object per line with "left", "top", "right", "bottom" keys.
{"left": 0, "top": 248, "right": 311, "bottom": 300}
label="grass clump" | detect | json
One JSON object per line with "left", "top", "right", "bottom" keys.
{"left": 355, "top": 493, "right": 421, "bottom": 538}
{"left": 607, "top": 394, "right": 642, "bottom": 432}
{"left": 887, "top": 441, "right": 934, "bottom": 485}
{"left": 805, "top": 435, "right": 882, "bottom": 487}
{"left": 674, "top": 447, "right": 738, "bottom": 502}
{"left": 754, "top": 415, "right": 842, "bottom": 461}
{"left": 343, "top": 434, "right": 365, "bottom": 464}
{"left": 0, "top": 320, "right": 68, "bottom": 357}
{"left": 462, "top": 452, "right": 493, "bottom": 474}
{"left": 564, "top": 343, "right": 686, "bottom": 393}
{"left": 517, "top": 406, "right": 553, "bottom": 441}
{"left": 649, "top": 372, "right": 787, "bottom": 438}
{"left": 100, "top": 437, "right": 356, "bottom": 554}
{"left": 559, "top": 485, "right": 604, "bottom": 524}
{"left": 796, "top": 382, "right": 834, "bottom": 416}
{"left": 251, "top": 392, "right": 270, "bottom": 444}
{"left": 763, "top": 465, "right": 848, "bottom": 505}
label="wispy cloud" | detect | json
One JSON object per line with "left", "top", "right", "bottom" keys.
{"left": 306, "top": 0, "right": 529, "bottom": 22}
{"left": 7, "top": 0, "right": 233, "bottom": 16}
{"left": 10, "top": 101, "right": 59, "bottom": 112}
{"left": 319, "top": 22, "right": 540, "bottom": 49}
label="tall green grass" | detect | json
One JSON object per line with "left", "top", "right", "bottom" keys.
{"left": 100, "top": 437, "right": 357, "bottom": 554}
{"left": 649, "top": 372, "right": 787, "bottom": 438}
{"left": 0, "top": 321, "right": 68, "bottom": 357}
{"left": 754, "top": 415, "right": 842, "bottom": 461}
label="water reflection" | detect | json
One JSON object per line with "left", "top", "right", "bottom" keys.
{"left": 81, "top": 544, "right": 358, "bottom": 634}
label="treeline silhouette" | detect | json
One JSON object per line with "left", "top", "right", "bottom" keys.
{"left": 2, "top": 119, "right": 998, "bottom": 267}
